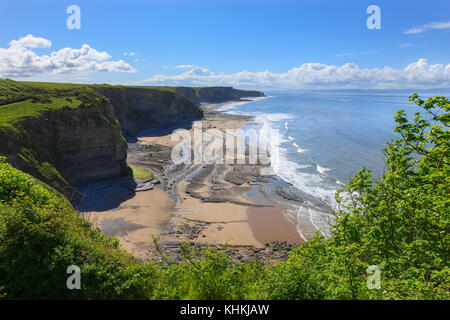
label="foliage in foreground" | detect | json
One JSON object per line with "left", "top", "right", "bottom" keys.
{"left": 0, "top": 94, "right": 448, "bottom": 299}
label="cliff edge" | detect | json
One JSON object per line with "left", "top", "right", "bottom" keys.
{"left": 175, "top": 86, "right": 265, "bottom": 105}
{"left": 93, "top": 86, "right": 203, "bottom": 137}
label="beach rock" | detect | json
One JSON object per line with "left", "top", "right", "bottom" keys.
{"left": 135, "top": 181, "right": 154, "bottom": 192}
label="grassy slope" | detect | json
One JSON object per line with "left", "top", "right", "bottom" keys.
{"left": 0, "top": 158, "right": 150, "bottom": 299}
{"left": 0, "top": 98, "right": 82, "bottom": 128}
{"left": 129, "top": 165, "right": 158, "bottom": 183}
{"left": 0, "top": 79, "right": 119, "bottom": 195}
{"left": 0, "top": 79, "right": 96, "bottom": 128}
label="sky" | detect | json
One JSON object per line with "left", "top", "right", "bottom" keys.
{"left": 0, "top": 0, "right": 449, "bottom": 89}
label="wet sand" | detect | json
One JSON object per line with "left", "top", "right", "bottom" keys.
{"left": 85, "top": 187, "right": 175, "bottom": 260}
{"left": 247, "top": 207, "right": 302, "bottom": 244}
{"left": 176, "top": 197, "right": 262, "bottom": 247}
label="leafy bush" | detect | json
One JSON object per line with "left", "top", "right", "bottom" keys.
{"left": 0, "top": 157, "right": 155, "bottom": 299}
{"left": 331, "top": 94, "right": 449, "bottom": 299}
{"left": 259, "top": 94, "right": 449, "bottom": 299}
{"left": 150, "top": 238, "right": 264, "bottom": 299}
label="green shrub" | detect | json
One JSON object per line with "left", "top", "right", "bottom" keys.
{"left": 264, "top": 94, "right": 449, "bottom": 300}
{"left": 0, "top": 157, "right": 155, "bottom": 299}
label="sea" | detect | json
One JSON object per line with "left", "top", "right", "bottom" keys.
{"left": 218, "top": 89, "right": 450, "bottom": 238}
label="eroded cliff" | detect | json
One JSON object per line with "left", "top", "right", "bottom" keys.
{"left": 93, "top": 86, "right": 203, "bottom": 137}
{"left": 175, "top": 86, "right": 265, "bottom": 105}
{"left": 0, "top": 97, "right": 128, "bottom": 200}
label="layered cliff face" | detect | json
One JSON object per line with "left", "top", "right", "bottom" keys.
{"left": 174, "top": 87, "right": 201, "bottom": 105}
{"left": 93, "top": 87, "right": 203, "bottom": 137}
{"left": 231, "top": 88, "right": 265, "bottom": 99}
{"left": 175, "top": 86, "right": 265, "bottom": 106}
{"left": 0, "top": 97, "right": 128, "bottom": 200}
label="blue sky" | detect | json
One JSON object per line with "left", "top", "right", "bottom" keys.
{"left": 0, "top": 0, "right": 449, "bottom": 89}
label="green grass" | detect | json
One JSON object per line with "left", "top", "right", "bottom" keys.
{"left": 129, "top": 165, "right": 158, "bottom": 183}
{"left": 0, "top": 157, "right": 148, "bottom": 299}
{"left": 18, "top": 81, "right": 86, "bottom": 90}
{"left": 0, "top": 79, "right": 105, "bottom": 128}
{"left": 17, "top": 145, "right": 71, "bottom": 192}
{"left": 0, "top": 97, "right": 82, "bottom": 128}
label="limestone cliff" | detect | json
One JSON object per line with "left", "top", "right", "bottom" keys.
{"left": 0, "top": 98, "right": 128, "bottom": 200}
{"left": 175, "top": 87, "right": 265, "bottom": 106}
{"left": 93, "top": 87, "right": 203, "bottom": 137}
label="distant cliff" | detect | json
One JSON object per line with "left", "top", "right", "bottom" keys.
{"left": 175, "top": 87, "right": 265, "bottom": 105}
{"left": 93, "top": 86, "right": 203, "bottom": 137}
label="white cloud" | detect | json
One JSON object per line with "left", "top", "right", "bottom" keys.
{"left": 175, "top": 64, "right": 195, "bottom": 69}
{"left": 9, "top": 34, "right": 52, "bottom": 48}
{"left": 404, "top": 20, "right": 450, "bottom": 34}
{"left": 0, "top": 35, "right": 136, "bottom": 78}
{"left": 137, "top": 59, "right": 450, "bottom": 89}
{"left": 124, "top": 52, "right": 136, "bottom": 56}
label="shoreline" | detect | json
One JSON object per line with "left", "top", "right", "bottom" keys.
{"left": 79, "top": 97, "right": 313, "bottom": 262}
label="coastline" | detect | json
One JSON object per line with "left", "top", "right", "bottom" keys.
{"left": 79, "top": 98, "right": 314, "bottom": 263}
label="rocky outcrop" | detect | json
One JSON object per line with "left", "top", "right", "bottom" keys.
{"left": 174, "top": 87, "right": 201, "bottom": 105}
{"left": 93, "top": 87, "right": 203, "bottom": 137}
{"left": 0, "top": 99, "right": 128, "bottom": 200}
{"left": 231, "top": 88, "right": 266, "bottom": 99}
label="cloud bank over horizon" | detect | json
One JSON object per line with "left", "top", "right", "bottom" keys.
{"left": 1, "top": 35, "right": 449, "bottom": 90}
{"left": 0, "top": 34, "right": 136, "bottom": 78}
{"left": 137, "top": 59, "right": 450, "bottom": 90}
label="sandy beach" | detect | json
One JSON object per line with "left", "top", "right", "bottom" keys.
{"left": 80, "top": 100, "right": 310, "bottom": 262}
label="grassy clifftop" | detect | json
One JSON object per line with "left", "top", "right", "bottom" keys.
{"left": 0, "top": 79, "right": 103, "bottom": 129}
{"left": 0, "top": 158, "right": 148, "bottom": 299}
{"left": 0, "top": 79, "right": 128, "bottom": 200}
